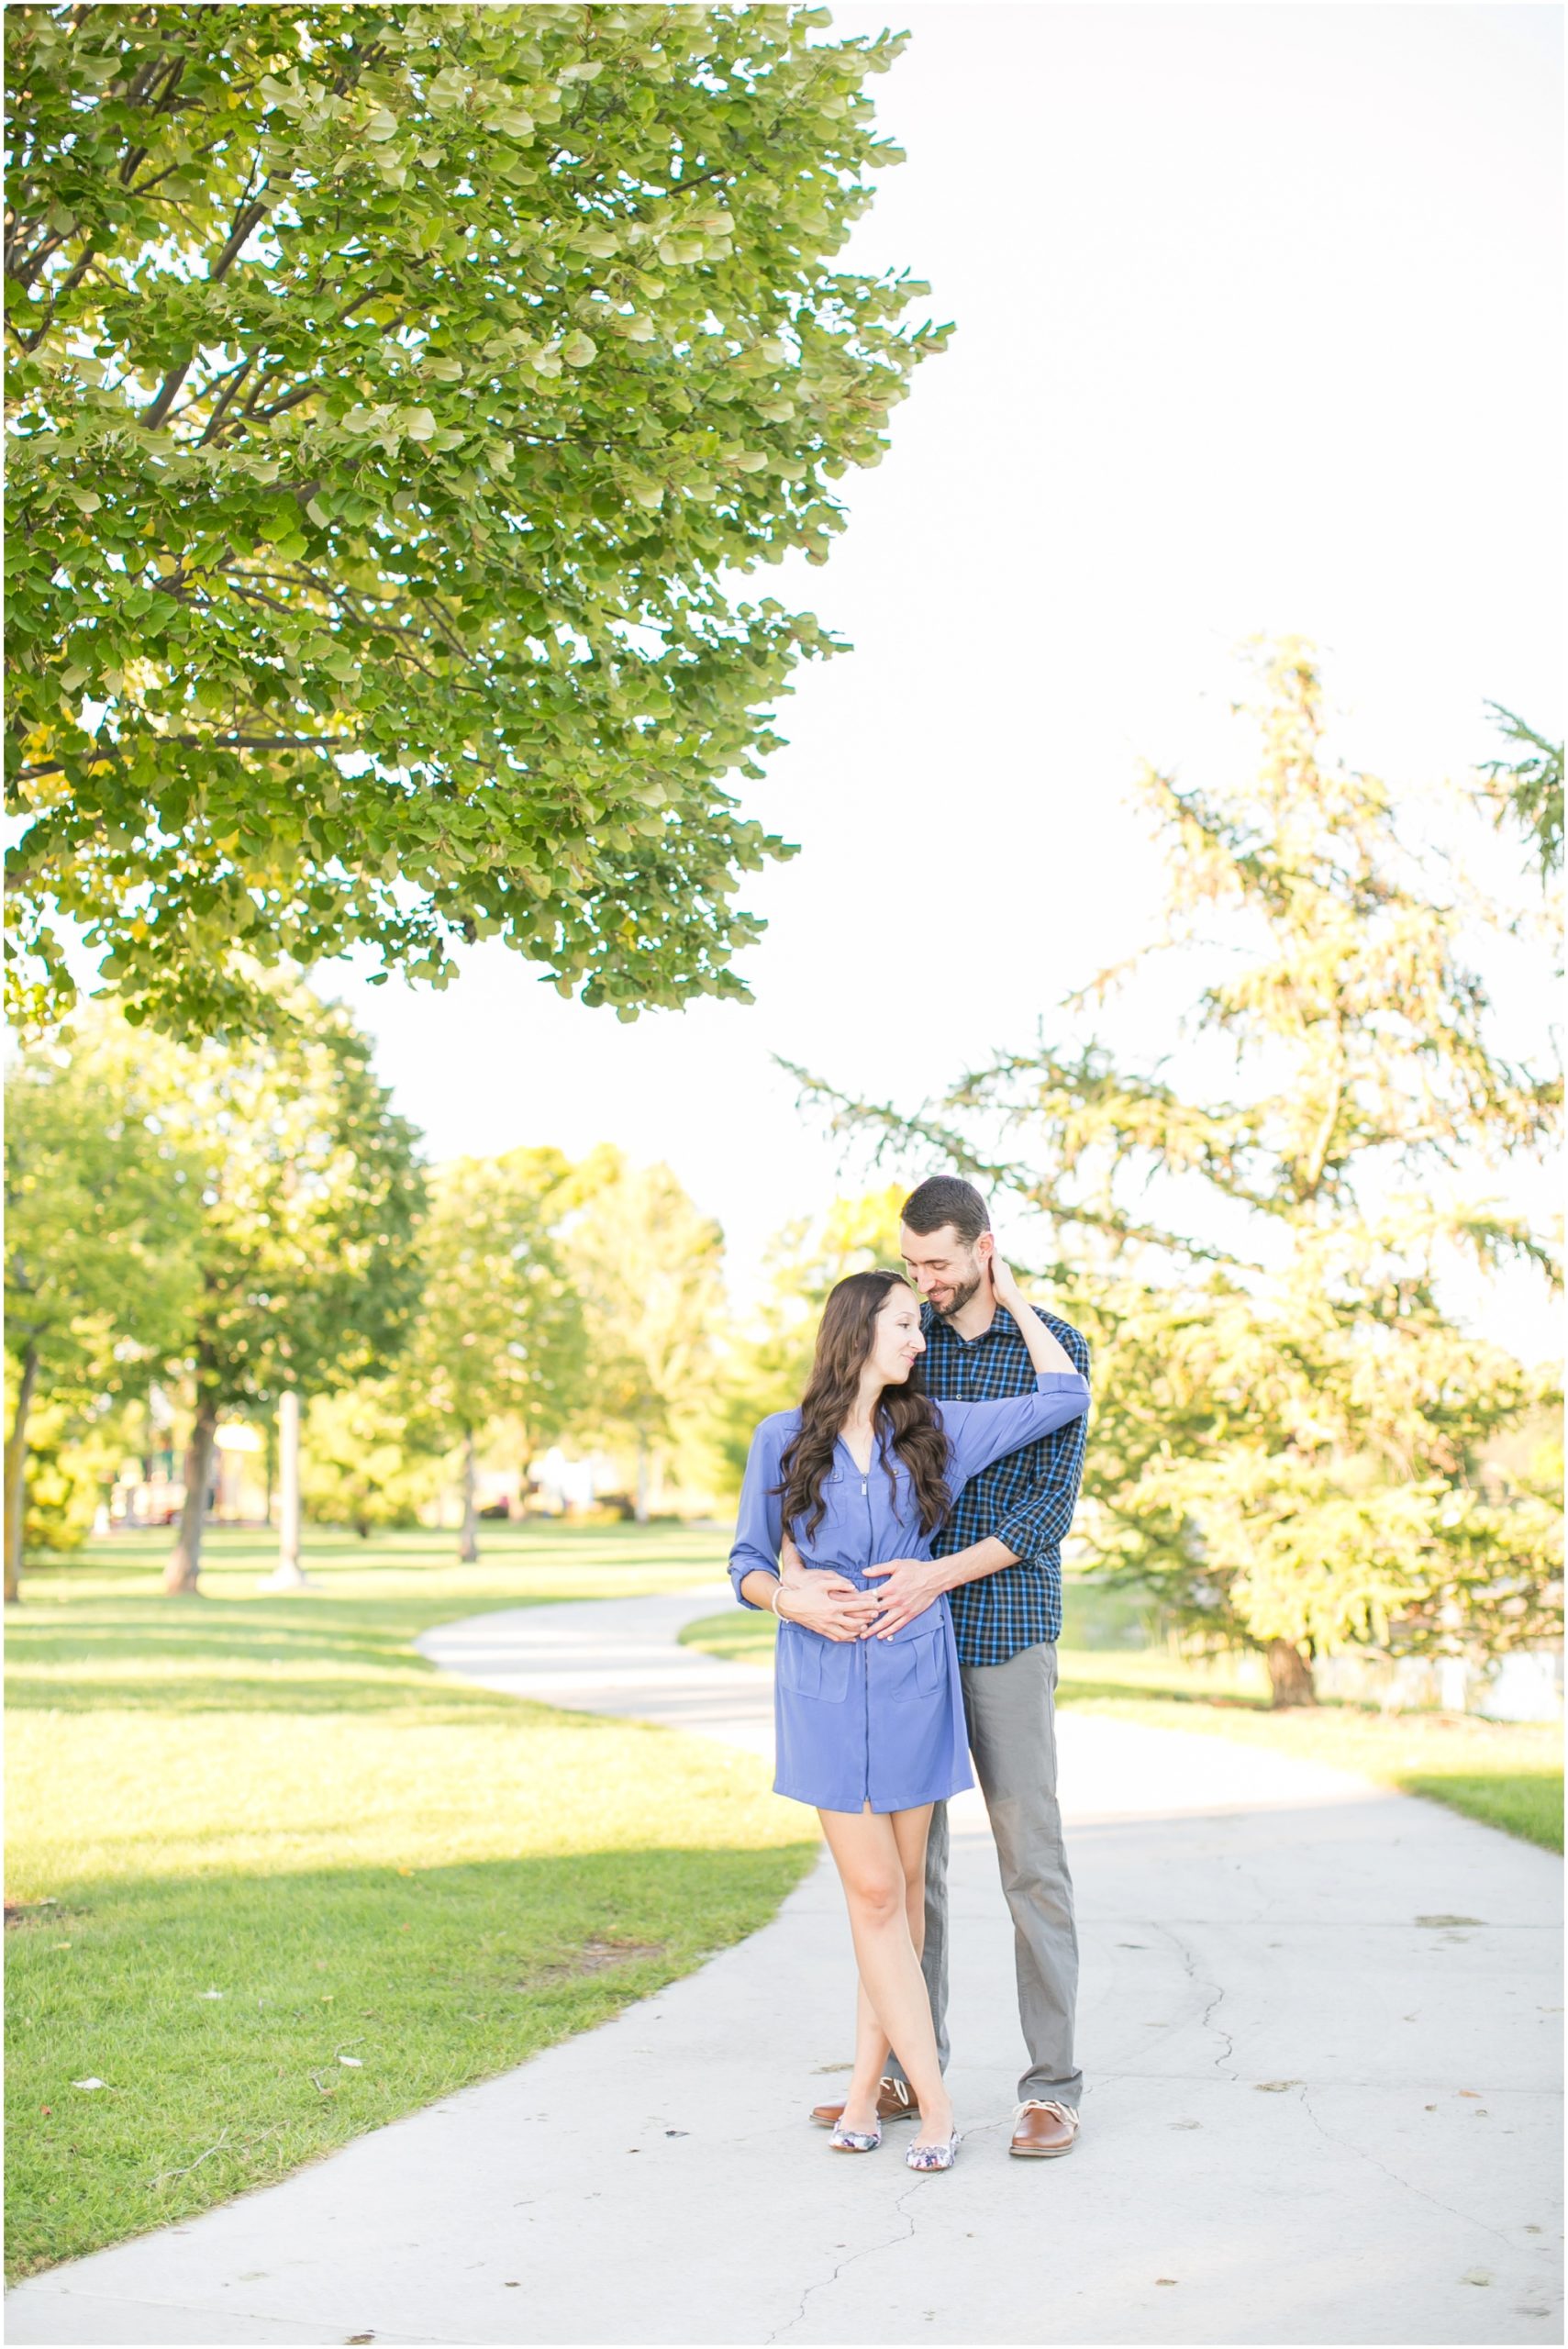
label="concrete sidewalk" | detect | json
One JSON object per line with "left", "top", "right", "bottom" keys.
{"left": 6, "top": 1590, "right": 1562, "bottom": 2346}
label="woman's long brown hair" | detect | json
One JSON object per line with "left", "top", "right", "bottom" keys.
{"left": 776, "top": 1270, "right": 951, "bottom": 1542}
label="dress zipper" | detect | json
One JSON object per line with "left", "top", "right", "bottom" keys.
{"left": 862, "top": 1468, "right": 873, "bottom": 1806}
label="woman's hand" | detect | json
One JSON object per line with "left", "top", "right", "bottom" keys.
{"left": 778, "top": 1576, "right": 882, "bottom": 1642}
{"left": 779, "top": 1532, "right": 881, "bottom": 1642}
{"left": 985, "top": 1248, "right": 1077, "bottom": 1375}
{"left": 987, "top": 1249, "right": 1029, "bottom": 1317}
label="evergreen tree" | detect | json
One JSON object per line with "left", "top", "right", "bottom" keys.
{"left": 795, "top": 646, "right": 1562, "bottom": 1704}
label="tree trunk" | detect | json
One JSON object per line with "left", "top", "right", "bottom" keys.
{"left": 459, "top": 1429, "right": 479, "bottom": 1564}
{"left": 634, "top": 1432, "right": 651, "bottom": 1525}
{"left": 165, "top": 1401, "right": 218, "bottom": 1594}
{"left": 1265, "top": 1637, "right": 1318, "bottom": 1708}
{"left": 4, "top": 1342, "right": 40, "bottom": 1605}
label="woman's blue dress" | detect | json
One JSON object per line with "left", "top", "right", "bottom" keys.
{"left": 728, "top": 1372, "right": 1091, "bottom": 1814}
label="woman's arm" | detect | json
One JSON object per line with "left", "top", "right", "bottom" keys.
{"left": 728, "top": 1419, "right": 787, "bottom": 1610}
{"left": 733, "top": 1424, "right": 879, "bottom": 1638}
{"left": 991, "top": 1253, "right": 1076, "bottom": 1375}
{"left": 939, "top": 1257, "right": 1089, "bottom": 1490}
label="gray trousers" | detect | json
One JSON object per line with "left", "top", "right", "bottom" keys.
{"left": 887, "top": 1640, "right": 1083, "bottom": 2107}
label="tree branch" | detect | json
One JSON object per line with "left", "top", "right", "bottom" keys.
{"left": 15, "top": 734, "right": 349, "bottom": 785}
{"left": 141, "top": 183, "right": 269, "bottom": 430}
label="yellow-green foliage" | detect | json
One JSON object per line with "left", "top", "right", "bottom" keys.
{"left": 299, "top": 1380, "right": 446, "bottom": 1533}
{"left": 706, "top": 1186, "right": 910, "bottom": 1494}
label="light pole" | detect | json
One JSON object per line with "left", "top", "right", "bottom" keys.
{"left": 259, "top": 1388, "right": 311, "bottom": 1591}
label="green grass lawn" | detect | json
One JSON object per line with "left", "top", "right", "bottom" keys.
{"left": 680, "top": 1609, "right": 1563, "bottom": 1854}
{"left": 6, "top": 1524, "right": 813, "bottom": 2284}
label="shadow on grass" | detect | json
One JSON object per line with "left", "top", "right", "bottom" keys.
{"left": 6, "top": 1840, "right": 818, "bottom": 2282}
{"left": 5, "top": 1599, "right": 562, "bottom": 1717}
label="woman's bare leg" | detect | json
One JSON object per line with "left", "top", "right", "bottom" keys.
{"left": 818, "top": 1804, "right": 953, "bottom": 2142}
{"left": 848, "top": 1808, "right": 934, "bottom": 2104}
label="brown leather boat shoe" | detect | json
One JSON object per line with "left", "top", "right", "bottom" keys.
{"left": 810, "top": 2076, "right": 919, "bottom": 2129}
{"left": 1009, "top": 2099, "right": 1080, "bottom": 2157}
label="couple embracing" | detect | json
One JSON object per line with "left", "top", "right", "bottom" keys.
{"left": 729, "top": 1176, "right": 1091, "bottom": 2174}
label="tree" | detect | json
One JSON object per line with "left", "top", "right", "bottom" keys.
{"left": 792, "top": 644, "right": 1562, "bottom": 1704}
{"left": 298, "top": 1377, "right": 443, "bottom": 1537}
{"left": 400, "top": 1149, "right": 585, "bottom": 1562}
{"left": 572, "top": 1155, "right": 726, "bottom": 1520}
{"left": 707, "top": 1184, "right": 906, "bottom": 1493}
{"left": 6, "top": 4, "right": 948, "bottom": 1039}
{"left": 1477, "top": 706, "right": 1564, "bottom": 884}
{"left": 4, "top": 1014, "right": 202, "bottom": 1599}
{"left": 151, "top": 982, "right": 426, "bottom": 1591}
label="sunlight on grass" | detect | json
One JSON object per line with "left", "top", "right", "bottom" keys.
{"left": 6, "top": 1527, "right": 812, "bottom": 2282}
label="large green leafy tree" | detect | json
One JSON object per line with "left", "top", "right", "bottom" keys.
{"left": 4, "top": 1014, "right": 203, "bottom": 1600}
{"left": 795, "top": 648, "right": 1562, "bottom": 1704}
{"left": 152, "top": 983, "right": 427, "bottom": 1591}
{"left": 399, "top": 1148, "right": 586, "bottom": 1561}
{"left": 5, "top": 4, "right": 946, "bottom": 1038}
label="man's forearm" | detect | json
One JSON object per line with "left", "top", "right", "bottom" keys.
{"left": 929, "top": 1534, "right": 1019, "bottom": 1592}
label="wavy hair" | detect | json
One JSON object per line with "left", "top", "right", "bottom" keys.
{"left": 776, "top": 1269, "right": 951, "bottom": 1542}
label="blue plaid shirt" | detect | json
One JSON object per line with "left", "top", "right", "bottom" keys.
{"left": 920, "top": 1300, "right": 1091, "bottom": 1666}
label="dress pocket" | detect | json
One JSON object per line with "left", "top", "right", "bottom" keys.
{"left": 776, "top": 1621, "right": 853, "bottom": 1703}
{"left": 883, "top": 1623, "right": 947, "bottom": 1701}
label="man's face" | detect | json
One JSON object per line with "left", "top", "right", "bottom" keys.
{"left": 899, "top": 1222, "right": 987, "bottom": 1319}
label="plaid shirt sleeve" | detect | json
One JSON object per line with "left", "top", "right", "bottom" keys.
{"left": 992, "top": 1319, "right": 1092, "bottom": 1560}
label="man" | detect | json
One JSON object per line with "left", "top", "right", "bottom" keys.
{"left": 779, "top": 1174, "right": 1090, "bottom": 2159}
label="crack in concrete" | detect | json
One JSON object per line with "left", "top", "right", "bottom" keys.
{"left": 1154, "top": 1921, "right": 1235, "bottom": 2076}
{"left": 1296, "top": 2086, "right": 1530, "bottom": 2259}
{"left": 762, "top": 2106, "right": 1068, "bottom": 2344}
{"left": 763, "top": 2166, "right": 934, "bottom": 2343}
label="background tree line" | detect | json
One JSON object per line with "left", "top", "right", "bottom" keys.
{"left": 4, "top": 993, "right": 730, "bottom": 1596}
{"left": 5, "top": 649, "right": 1561, "bottom": 1713}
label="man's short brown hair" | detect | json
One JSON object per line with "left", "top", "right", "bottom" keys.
{"left": 900, "top": 1175, "right": 990, "bottom": 1247}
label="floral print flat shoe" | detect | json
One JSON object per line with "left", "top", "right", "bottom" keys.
{"left": 828, "top": 2120, "right": 883, "bottom": 2152}
{"left": 905, "top": 2129, "right": 960, "bottom": 2172}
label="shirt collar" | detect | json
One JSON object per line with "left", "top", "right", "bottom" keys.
{"left": 920, "top": 1299, "right": 1006, "bottom": 1349}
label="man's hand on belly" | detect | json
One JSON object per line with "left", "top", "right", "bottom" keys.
{"left": 865, "top": 1536, "right": 1020, "bottom": 1637}
{"left": 862, "top": 1557, "right": 948, "bottom": 1638}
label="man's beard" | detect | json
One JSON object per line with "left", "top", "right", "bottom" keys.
{"left": 934, "top": 1267, "right": 984, "bottom": 1319}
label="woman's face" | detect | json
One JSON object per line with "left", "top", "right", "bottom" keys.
{"left": 868, "top": 1285, "right": 926, "bottom": 1387}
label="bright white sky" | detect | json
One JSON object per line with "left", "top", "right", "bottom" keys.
{"left": 320, "top": 3, "right": 1563, "bottom": 1334}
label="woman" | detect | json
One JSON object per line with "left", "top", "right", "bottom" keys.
{"left": 729, "top": 1260, "right": 1090, "bottom": 2173}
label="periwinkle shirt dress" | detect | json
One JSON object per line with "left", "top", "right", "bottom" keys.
{"left": 728, "top": 1371, "right": 1092, "bottom": 1814}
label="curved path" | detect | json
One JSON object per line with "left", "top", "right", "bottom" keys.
{"left": 7, "top": 1588, "right": 1562, "bottom": 2346}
